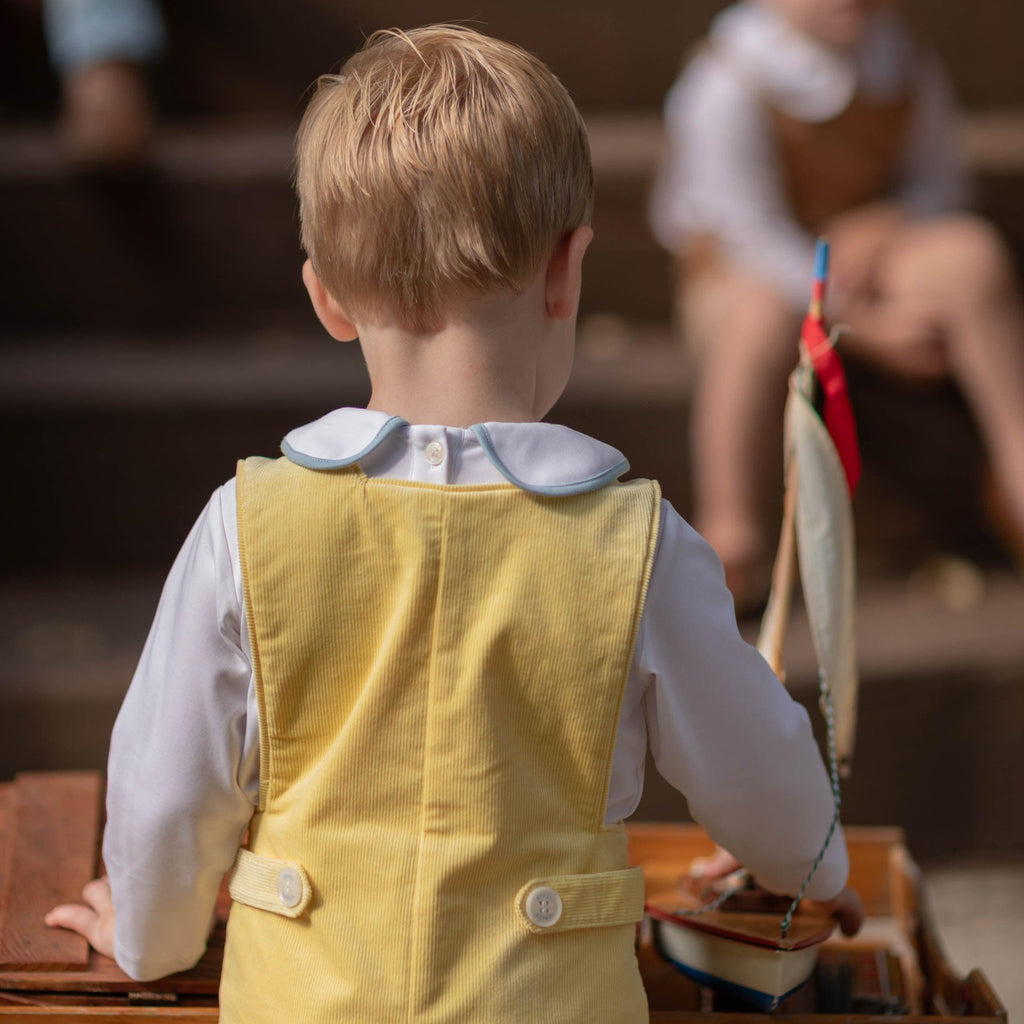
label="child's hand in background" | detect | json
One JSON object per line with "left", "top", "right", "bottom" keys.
{"left": 45, "top": 876, "right": 116, "bottom": 959}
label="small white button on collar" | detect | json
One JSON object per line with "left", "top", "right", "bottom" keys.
{"left": 424, "top": 440, "right": 446, "bottom": 466}
{"left": 277, "top": 866, "right": 303, "bottom": 909}
{"left": 524, "top": 885, "right": 562, "bottom": 928}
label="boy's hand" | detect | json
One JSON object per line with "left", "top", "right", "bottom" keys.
{"left": 806, "top": 885, "right": 866, "bottom": 937}
{"left": 686, "top": 848, "right": 866, "bottom": 938}
{"left": 45, "top": 876, "right": 116, "bottom": 959}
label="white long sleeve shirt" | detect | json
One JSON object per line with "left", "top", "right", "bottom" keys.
{"left": 649, "top": 1, "right": 970, "bottom": 306}
{"left": 104, "top": 408, "right": 848, "bottom": 981}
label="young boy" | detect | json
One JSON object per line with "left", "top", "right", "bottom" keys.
{"left": 651, "top": 0, "right": 1024, "bottom": 611}
{"left": 47, "top": 25, "right": 861, "bottom": 1022}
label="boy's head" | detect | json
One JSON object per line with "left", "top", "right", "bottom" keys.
{"left": 295, "top": 25, "right": 594, "bottom": 334}
{"left": 762, "top": 0, "right": 898, "bottom": 49}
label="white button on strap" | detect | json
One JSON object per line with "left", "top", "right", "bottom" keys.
{"left": 424, "top": 440, "right": 446, "bottom": 466}
{"left": 277, "top": 866, "right": 303, "bottom": 909}
{"left": 524, "top": 885, "right": 562, "bottom": 927}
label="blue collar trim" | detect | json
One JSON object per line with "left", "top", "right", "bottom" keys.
{"left": 278, "top": 410, "right": 629, "bottom": 496}
{"left": 281, "top": 414, "right": 408, "bottom": 470}
{"left": 470, "top": 424, "right": 629, "bottom": 496}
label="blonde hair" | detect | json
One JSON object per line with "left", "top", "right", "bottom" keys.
{"left": 295, "top": 25, "right": 593, "bottom": 333}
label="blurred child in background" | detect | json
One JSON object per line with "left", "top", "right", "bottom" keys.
{"left": 44, "top": 0, "right": 165, "bottom": 163}
{"left": 651, "top": 0, "right": 1024, "bottom": 612}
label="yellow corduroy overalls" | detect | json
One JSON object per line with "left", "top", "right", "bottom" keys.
{"left": 219, "top": 456, "right": 661, "bottom": 1024}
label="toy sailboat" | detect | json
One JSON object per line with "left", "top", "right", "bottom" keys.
{"left": 645, "top": 882, "right": 837, "bottom": 1011}
{"left": 646, "top": 239, "right": 862, "bottom": 1010}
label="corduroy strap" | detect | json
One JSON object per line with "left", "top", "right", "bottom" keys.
{"left": 228, "top": 848, "right": 313, "bottom": 919}
{"left": 515, "top": 867, "right": 645, "bottom": 934}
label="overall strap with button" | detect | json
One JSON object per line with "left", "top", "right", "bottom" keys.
{"left": 768, "top": 90, "right": 914, "bottom": 232}
{"left": 228, "top": 848, "right": 312, "bottom": 918}
{"left": 220, "top": 456, "right": 660, "bottom": 1024}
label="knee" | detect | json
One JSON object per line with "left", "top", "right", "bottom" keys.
{"left": 927, "top": 215, "right": 1016, "bottom": 300}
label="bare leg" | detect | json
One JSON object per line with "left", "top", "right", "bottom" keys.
{"left": 684, "top": 268, "right": 802, "bottom": 609}
{"left": 851, "top": 215, "right": 1024, "bottom": 556}
{"left": 60, "top": 61, "right": 153, "bottom": 166}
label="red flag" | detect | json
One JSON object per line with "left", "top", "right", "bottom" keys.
{"left": 800, "top": 314, "right": 861, "bottom": 495}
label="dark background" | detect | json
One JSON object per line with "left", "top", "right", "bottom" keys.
{"left": 2, "top": 0, "right": 1024, "bottom": 865}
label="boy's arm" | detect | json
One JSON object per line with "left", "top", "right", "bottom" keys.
{"left": 649, "top": 52, "right": 816, "bottom": 308}
{"left": 897, "top": 47, "right": 971, "bottom": 218}
{"left": 48, "top": 482, "right": 257, "bottom": 981}
{"left": 639, "top": 502, "right": 849, "bottom": 903}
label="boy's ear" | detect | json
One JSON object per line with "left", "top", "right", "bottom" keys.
{"left": 302, "top": 260, "right": 358, "bottom": 341}
{"left": 545, "top": 226, "right": 594, "bottom": 321}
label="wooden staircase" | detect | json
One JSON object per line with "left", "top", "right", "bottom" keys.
{"left": 2, "top": 0, "right": 1024, "bottom": 858}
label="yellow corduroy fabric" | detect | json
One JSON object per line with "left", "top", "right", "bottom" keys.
{"left": 220, "top": 456, "right": 661, "bottom": 1024}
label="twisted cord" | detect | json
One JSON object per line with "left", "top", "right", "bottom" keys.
{"left": 673, "top": 870, "right": 750, "bottom": 918}
{"left": 779, "top": 671, "right": 842, "bottom": 937}
{"left": 669, "top": 672, "right": 842, "bottom": 938}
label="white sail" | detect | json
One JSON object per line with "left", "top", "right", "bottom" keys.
{"left": 787, "top": 368, "right": 859, "bottom": 776}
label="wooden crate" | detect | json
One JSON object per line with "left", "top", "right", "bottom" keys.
{"left": 0, "top": 773, "right": 220, "bottom": 1021}
{"left": 629, "top": 824, "right": 1006, "bottom": 1023}
{"left": 0, "top": 773, "right": 1008, "bottom": 1022}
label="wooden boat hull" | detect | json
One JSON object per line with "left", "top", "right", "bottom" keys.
{"left": 650, "top": 917, "right": 822, "bottom": 1012}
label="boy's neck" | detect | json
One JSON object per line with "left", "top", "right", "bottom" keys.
{"left": 757, "top": 0, "right": 876, "bottom": 53}
{"left": 359, "top": 276, "right": 574, "bottom": 428}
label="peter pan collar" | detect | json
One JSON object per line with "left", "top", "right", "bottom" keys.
{"left": 280, "top": 407, "right": 630, "bottom": 497}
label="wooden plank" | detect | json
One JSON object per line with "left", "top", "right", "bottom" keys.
{"left": 0, "top": 887, "right": 227, "bottom": 995}
{"left": 0, "top": 786, "right": 13, "bottom": 933}
{"left": 627, "top": 822, "right": 717, "bottom": 867}
{"left": 0, "top": 934, "right": 223, "bottom": 995}
{"left": 964, "top": 969, "right": 1008, "bottom": 1022}
{"left": 0, "top": 774, "right": 102, "bottom": 971}
{"left": 630, "top": 824, "right": 905, "bottom": 918}
{"left": 0, "top": 1010, "right": 219, "bottom": 1021}
{"left": 845, "top": 828, "right": 906, "bottom": 917}
{"left": 888, "top": 843, "right": 925, "bottom": 1014}
{"left": 0, "top": 816, "right": 1007, "bottom": 1022}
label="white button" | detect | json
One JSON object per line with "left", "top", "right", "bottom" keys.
{"left": 424, "top": 440, "right": 446, "bottom": 466}
{"left": 277, "top": 866, "right": 303, "bottom": 908}
{"left": 524, "top": 886, "right": 562, "bottom": 927}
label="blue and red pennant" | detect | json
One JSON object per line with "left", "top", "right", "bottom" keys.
{"left": 801, "top": 240, "right": 862, "bottom": 496}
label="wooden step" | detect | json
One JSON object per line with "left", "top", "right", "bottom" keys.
{"left": 639, "top": 569, "right": 1024, "bottom": 858}
{"left": 0, "top": 326, "right": 1004, "bottom": 575}
{"left": 0, "top": 329, "right": 690, "bottom": 573}
{"left": 4, "top": 0, "right": 1020, "bottom": 117}
{"left": 3, "top": 569, "right": 1024, "bottom": 861}
{"left": 3, "top": 109, "right": 1024, "bottom": 331}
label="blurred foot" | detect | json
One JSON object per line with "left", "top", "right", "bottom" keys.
{"left": 700, "top": 521, "right": 772, "bottom": 620}
{"left": 722, "top": 555, "right": 772, "bottom": 621}
{"left": 906, "top": 555, "right": 986, "bottom": 611}
{"left": 983, "top": 472, "right": 1024, "bottom": 576}
{"left": 59, "top": 61, "right": 152, "bottom": 167}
